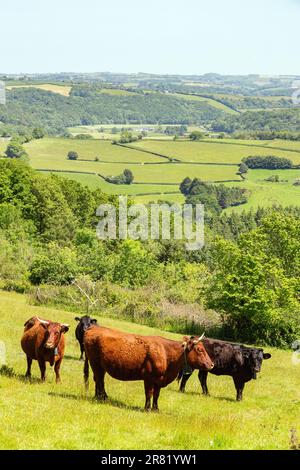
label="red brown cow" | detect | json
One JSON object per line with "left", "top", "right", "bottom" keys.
{"left": 83, "top": 325, "right": 214, "bottom": 411}
{"left": 21, "top": 316, "right": 69, "bottom": 383}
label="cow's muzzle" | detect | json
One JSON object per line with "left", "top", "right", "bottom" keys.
{"left": 44, "top": 343, "right": 55, "bottom": 350}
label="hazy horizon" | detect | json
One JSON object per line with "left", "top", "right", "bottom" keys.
{"left": 0, "top": 0, "right": 299, "bottom": 76}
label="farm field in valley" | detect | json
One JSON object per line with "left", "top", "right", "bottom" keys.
{"left": 0, "top": 291, "right": 299, "bottom": 450}
{"left": 17, "top": 137, "right": 300, "bottom": 206}
{"left": 130, "top": 139, "right": 300, "bottom": 164}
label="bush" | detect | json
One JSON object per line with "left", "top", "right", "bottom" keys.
{"left": 29, "top": 244, "right": 78, "bottom": 285}
{"left": 74, "top": 134, "right": 93, "bottom": 140}
{"left": 5, "top": 142, "right": 28, "bottom": 159}
{"left": 243, "top": 155, "right": 293, "bottom": 170}
{"left": 67, "top": 151, "right": 79, "bottom": 160}
{"left": 105, "top": 168, "right": 134, "bottom": 185}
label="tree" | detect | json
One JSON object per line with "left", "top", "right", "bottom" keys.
{"left": 29, "top": 244, "right": 78, "bottom": 285}
{"left": 123, "top": 169, "right": 134, "bottom": 184}
{"left": 32, "top": 128, "right": 45, "bottom": 139}
{"left": 67, "top": 151, "right": 79, "bottom": 160}
{"left": 5, "top": 142, "right": 28, "bottom": 159}
{"left": 206, "top": 226, "right": 300, "bottom": 347}
{"left": 189, "top": 131, "right": 205, "bottom": 141}
{"left": 238, "top": 162, "right": 248, "bottom": 179}
{"left": 179, "top": 177, "right": 192, "bottom": 195}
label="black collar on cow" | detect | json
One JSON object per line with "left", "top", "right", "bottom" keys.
{"left": 182, "top": 348, "right": 194, "bottom": 375}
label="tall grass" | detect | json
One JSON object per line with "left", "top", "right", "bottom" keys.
{"left": 0, "top": 291, "right": 299, "bottom": 450}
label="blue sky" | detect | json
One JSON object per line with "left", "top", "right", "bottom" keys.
{"left": 0, "top": 0, "right": 299, "bottom": 75}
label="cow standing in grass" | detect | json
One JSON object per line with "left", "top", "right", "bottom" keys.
{"left": 83, "top": 325, "right": 214, "bottom": 411}
{"left": 75, "top": 315, "right": 97, "bottom": 360}
{"left": 178, "top": 337, "right": 271, "bottom": 401}
{"left": 21, "top": 316, "right": 69, "bottom": 383}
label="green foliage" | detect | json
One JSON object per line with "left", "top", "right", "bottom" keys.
{"left": 1, "top": 86, "right": 224, "bottom": 134}
{"left": 189, "top": 131, "right": 205, "bottom": 140}
{"left": 32, "top": 127, "right": 45, "bottom": 139}
{"left": 74, "top": 133, "right": 93, "bottom": 140}
{"left": 243, "top": 155, "right": 293, "bottom": 170}
{"left": 238, "top": 162, "right": 248, "bottom": 175}
{"left": 180, "top": 178, "right": 248, "bottom": 213}
{"left": 4, "top": 142, "right": 28, "bottom": 159}
{"left": 206, "top": 214, "right": 300, "bottom": 346}
{"left": 67, "top": 150, "right": 78, "bottom": 160}
{"left": 29, "top": 243, "right": 78, "bottom": 285}
{"left": 213, "top": 109, "right": 300, "bottom": 133}
{"left": 105, "top": 168, "right": 134, "bottom": 185}
{"left": 112, "top": 240, "right": 158, "bottom": 288}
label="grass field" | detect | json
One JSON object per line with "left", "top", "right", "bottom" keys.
{"left": 67, "top": 124, "right": 192, "bottom": 140}
{"left": 0, "top": 291, "right": 299, "bottom": 450}
{"left": 25, "top": 138, "right": 162, "bottom": 165}
{"left": 130, "top": 139, "right": 300, "bottom": 164}
{"left": 169, "top": 93, "right": 239, "bottom": 115}
{"left": 21, "top": 137, "right": 300, "bottom": 205}
{"left": 0, "top": 140, "right": 9, "bottom": 155}
{"left": 6, "top": 83, "right": 72, "bottom": 96}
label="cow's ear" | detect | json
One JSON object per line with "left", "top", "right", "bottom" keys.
{"left": 91, "top": 319, "right": 97, "bottom": 324}
{"left": 61, "top": 324, "right": 69, "bottom": 333}
{"left": 74, "top": 317, "right": 81, "bottom": 322}
{"left": 263, "top": 353, "right": 271, "bottom": 360}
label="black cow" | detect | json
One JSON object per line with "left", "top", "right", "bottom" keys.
{"left": 74, "top": 316, "right": 97, "bottom": 360}
{"left": 178, "top": 337, "right": 271, "bottom": 401}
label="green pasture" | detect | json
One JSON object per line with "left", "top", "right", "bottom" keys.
{"left": 25, "top": 138, "right": 161, "bottom": 165}
{"left": 169, "top": 93, "right": 238, "bottom": 115}
{"left": 0, "top": 291, "right": 299, "bottom": 450}
{"left": 39, "top": 171, "right": 181, "bottom": 197}
{"left": 130, "top": 140, "right": 300, "bottom": 165}
{"left": 224, "top": 168, "right": 300, "bottom": 213}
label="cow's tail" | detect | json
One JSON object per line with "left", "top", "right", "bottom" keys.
{"left": 84, "top": 355, "right": 89, "bottom": 392}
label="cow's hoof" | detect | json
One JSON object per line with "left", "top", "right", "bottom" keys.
{"left": 151, "top": 408, "right": 159, "bottom": 412}
{"left": 95, "top": 394, "right": 108, "bottom": 402}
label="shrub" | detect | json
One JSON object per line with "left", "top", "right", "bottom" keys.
{"left": 29, "top": 244, "right": 78, "bottom": 285}
{"left": 67, "top": 151, "right": 78, "bottom": 160}
{"left": 243, "top": 155, "right": 293, "bottom": 170}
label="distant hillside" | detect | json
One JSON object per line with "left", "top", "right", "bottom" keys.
{"left": 0, "top": 86, "right": 225, "bottom": 134}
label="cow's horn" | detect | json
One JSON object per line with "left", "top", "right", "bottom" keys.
{"left": 193, "top": 333, "right": 205, "bottom": 344}
{"left": 36, "top": 316, "right": 50, "bottom": 325}
{"left": 61, "top": 323, "right": 70, "bottom": 328}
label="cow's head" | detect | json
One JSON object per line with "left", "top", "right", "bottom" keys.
{"left": 182, "top": 334, "right": 214, "bottom": 371}
{"left": 75, "top": 315, "right": 97, "bottom": 334}
{"left": 242, "top": 348, "right": 271, "bottom": 379}
{"left": 37, "top": 317, "right": 69, "bottom": 350}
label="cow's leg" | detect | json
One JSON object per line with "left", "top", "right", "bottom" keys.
{"left": 84, "top": 357, "right": 89, "bottom": 392}
{"left": 94, "top": 368, "right": 107, "bottom": 401}
{"left": 198, "top": 370, "right": 209, "bottom": 395}
{"left": 25, "top": 355, "right": 32, "bottom": 379}
{"left": 233, "top": 377, "right": 245, "bottom": 401}
{"left": 152, "top": 385, "right": 160, "bottom": 412}
{"left": 80, "top": 344, "right": 85, "bottom": 361}
{"left": 144, "top": 381, "right": 154, "bottom": 411}
{"left": 54, "top": 358, "right": 62, "bottom": 383}
{"left": 38, "top": 359, "right": 46, "bottom": 381}
{"left": 179, "top": 371, "right": 192, "bottom": 392}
